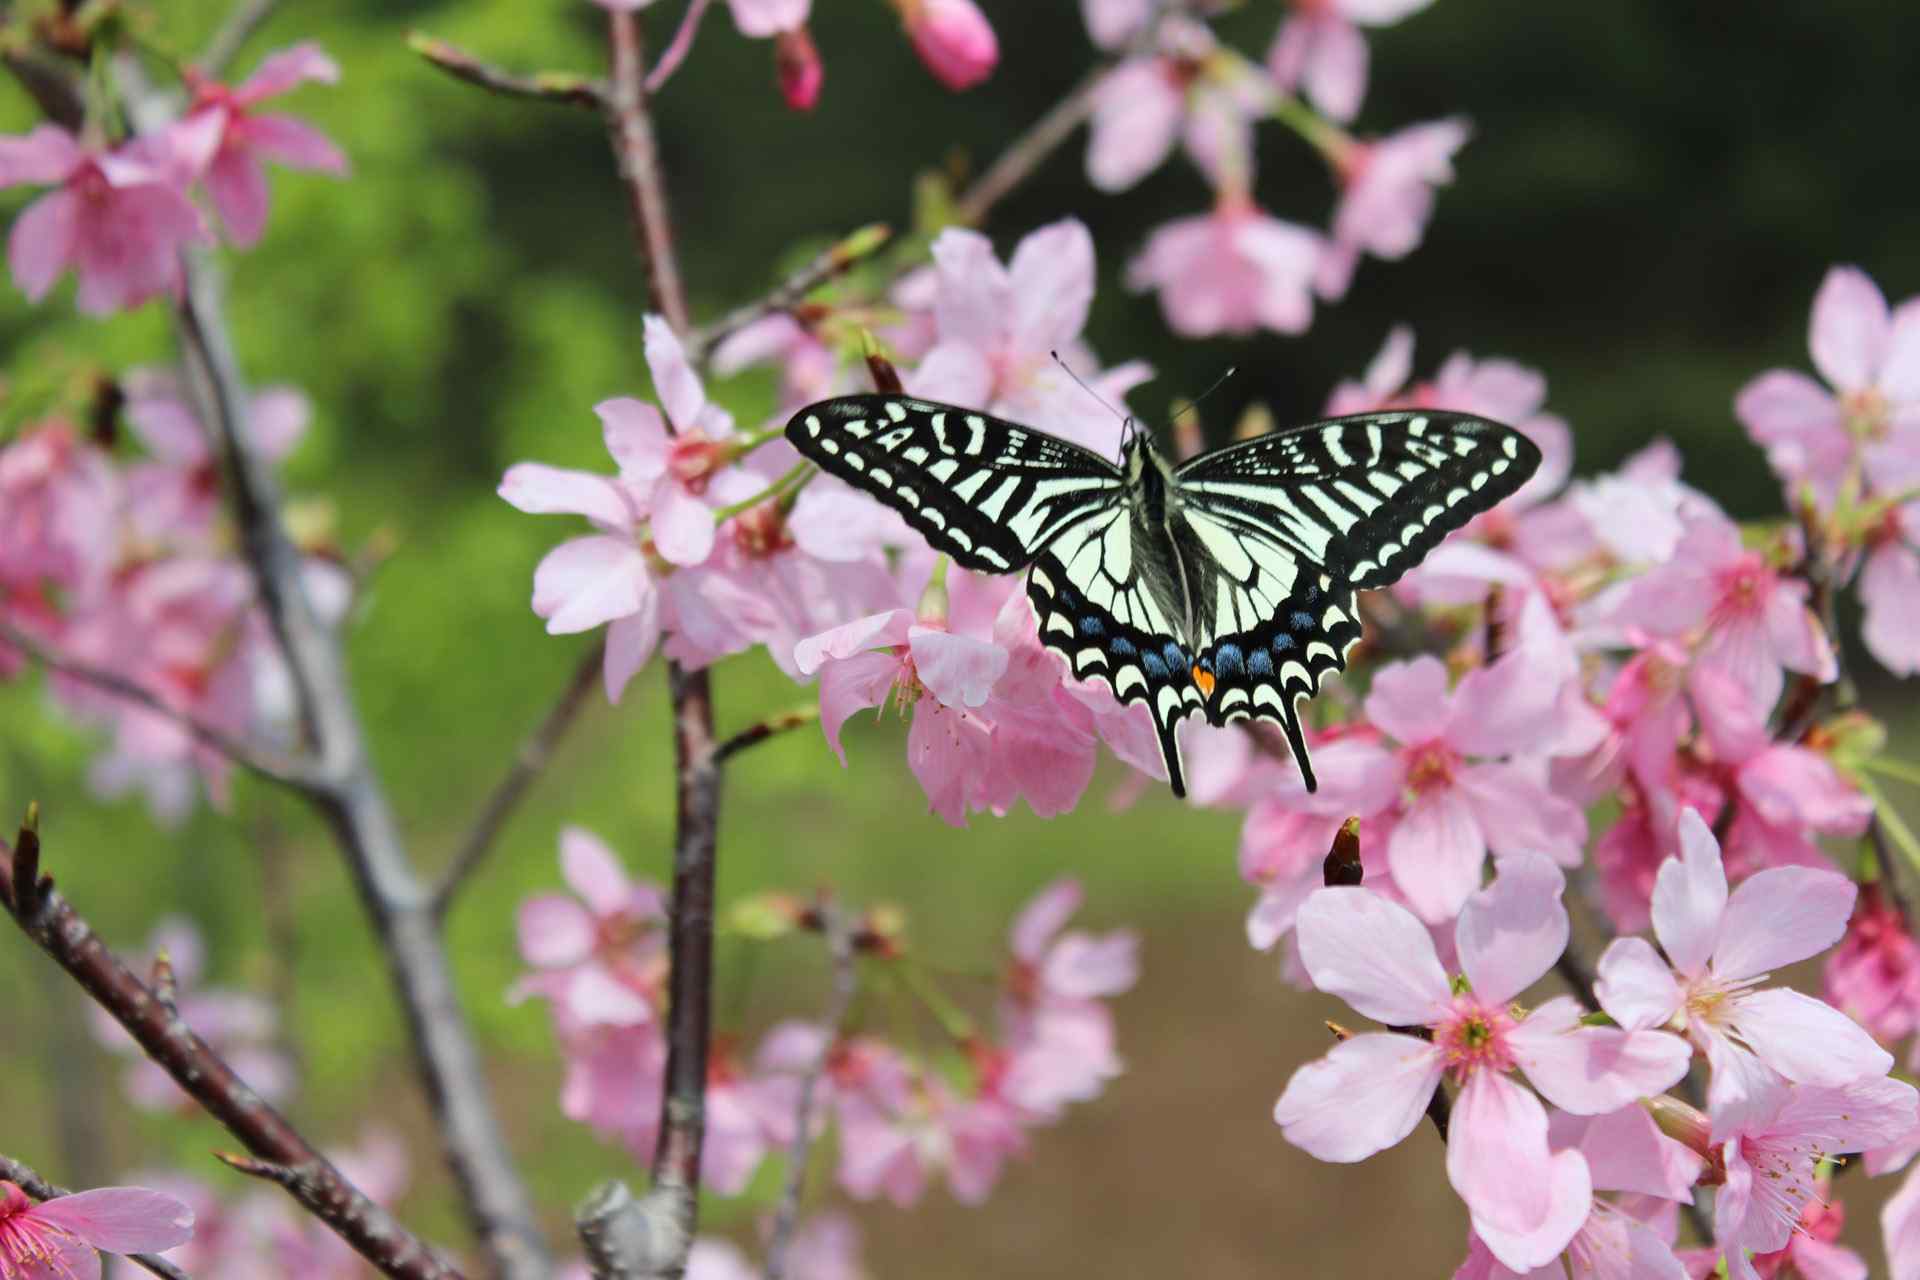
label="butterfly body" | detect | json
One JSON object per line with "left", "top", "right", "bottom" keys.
{"left": 786, "top": 394, "right": 1540, "bottom": 798}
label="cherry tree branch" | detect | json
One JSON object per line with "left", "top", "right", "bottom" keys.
{"left": 0, "top": 1152, "right": 191, "bottom": 1280}
{"left": 409, "top": 34, "right": 607, "bottom": 109}
{"left": 763, "top": 904, "right": 857, "bottom": 1280}
{"left": 712, "top": 706, "right": 819, "bottom": 765}
{"left": 688, "top": 223, "right": 893, "bottom": 367}
{"left": 0, "top": 621, "right": 319, "bottom": 790}
{"left": 0, "top": 823, "right": 460, "bottom": 1280}
{"left": 432, "top": 638, "right": 607, "bottom": 917}
{"left": 953, "top": 63, "right": 1105, "bottom": 227}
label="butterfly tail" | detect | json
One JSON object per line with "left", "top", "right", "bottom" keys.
{"left": 1155, "top": 710, "right": 1188, "bottom": 798}
{"left": 1279, "top": 693, "right": 1318, "bottom": 794}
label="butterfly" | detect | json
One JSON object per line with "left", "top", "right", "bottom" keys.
{"left": 784, "top": 394, "right": 1541, "bottom": 798}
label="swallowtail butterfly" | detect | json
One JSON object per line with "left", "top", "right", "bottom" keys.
{"left": 784, "top": 395, "right": 1541, "bottom": 797}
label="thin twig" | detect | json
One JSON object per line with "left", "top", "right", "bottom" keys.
{"left": 199, "top": 0, "right": 279, "bottom": 77}
{"left": 409, "top": 33, "right": 606, "bottom": 109}
{"left": 763, "top": 904, "right": 858, "bottom": 1280}
{"left": 0, "top": 621, "right": 320, "bottom": 790}
{"left": 953, "top": 64, "right": 1105, "bottom": 227}
{"left": 111, "top": 61, "right": 553, "bottom": 1277}
{"left": 688, "top": 224, "right": 893, "bottom": 367}
{"left": 712, "top": 706, "right": 819, "bottom": 766}
{"left": 0, "top": 828, "right": 460, "bottom": 1280}
{"left": 432, "top": 638, "right": 606, "bottom": 917}
{"left": 0, "top": 1153, "right": 192, "bottom": 1280}
{"left": 605, "top": 9, "right": 691, "bottom": 332}
{"left": 642, "top": 0, "right": 714, "bottom": 95}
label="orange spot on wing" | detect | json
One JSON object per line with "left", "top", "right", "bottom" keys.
{"left": 1191, "top": 665, "right": 1216, "bottom": 699}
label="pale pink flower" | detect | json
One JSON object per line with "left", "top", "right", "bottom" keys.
{"left": 1594, "top": 810, "right": 1890, "bottom": 1128}
{"left": 911, "top": 220, "right": 1150, "bottom": 456}
{"left": 996, "top": 879, "right": 1137, "bottom": 1116}
{"left": 898, "top": 0, "right": 997, "bottom": 90}
{"left": 1127, "top": 198, "right": 1324, "bottom": 339}
{"left": 1267, "top": 0, "right": 1435, "bottom": 124}
{"left": 0, "top": 1181, "right": 194, "bottom": 1279}
{"left": 728, "top": 0, "right": 809, "bottom": 37}
{"left": 1276, "top": 856, "right": 1690, "bottom": 1272}
{"left": 1731, "top": 1170, "right": 1866, "bottom": 1280}
{"left": 1614, "top": 507, "right": 1836, "bottom": 710}
{"left": 1332, "top": 117, "right": 1469, "bottom": 262}
{"left": 0, "top": 421, "right": 118, "bottom": 599}
{"left": 710, "top": 314, "right": 836, "bottom": 408}
{"left": 1079, "top": 0, "right": 1153, "bottom": 49}
{"left": 831, "top": 1038, "right": 1024, "bottom": 1205}
{"left": 557, "top": 1022, "right": 669, "bottom": 1156}
{"left": 184, "top": 43, "right": 347, "bottom": 246}
{"left": 1889, "top": 1156, "right": 1920, "bottom": 1280}
{"left": 121, "top": 368, "right": 308, "bottom": 543}
{"left": 1706, "top": 1070, "right": 1916, "bottom": 1279}
{"left": 0, "top": 121, "right": 213, "bottom": 314}
{"left": 1735, "top": 265, "right": 1920, "bottom": 505}
{"left": 512, "top": 826, "right": 667, "bottom": 1029}
{"left": 1084, "top": 20, "right": 1268, "bottom": 194}
{"left": 1861, "top": 517, "right": 1920, "bottom": 676}
{"left": 1348, "top": 649, "right": 1587, "bottom": 923}
{"left": 1825, "top": 885, "right": 1920, "bottom": 1052}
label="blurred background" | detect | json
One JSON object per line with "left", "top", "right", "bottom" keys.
{"left": 4, "top": 0, "right": 1920, "bottom": 1273}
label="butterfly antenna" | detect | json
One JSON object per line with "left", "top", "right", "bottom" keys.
{"left": 1170, "top": 365, "right": 1238, "bottom": 425}
{"left": 1050, "top": 350, "right": 1127, "bottom": 423}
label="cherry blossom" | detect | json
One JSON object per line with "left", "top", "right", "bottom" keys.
{"left": 121, "top": 368, "right": 309, "bottom": 544}
{"left": 1860, "top": 510, "right": 1920, "bottom": 676}
{"left": 511, "top": 826, "right": 667, "bottom": 1029}
{"left": 1084, "top": 19, "right": 1268, "bottom": 194}
{"left": 0, "top": 120, "right": 214, "bottom": 314}
{"left": 1127, "top": 197, "right": 1325, "bottom": 339}
{"left": 184, "top": 43, "right": 348, "bottom": 246}
{"left": 997, "top": 878, "right": 1138, "bottom": 1116}
{"left": 0, "top": 1181, "right": 193, "bottom": 1280}
{"left": 1331, "top": 117, "right": 1469, "bottom": 263}
{"left": 1276, "top": 856, "right": 1690, "bottom": 1272}
{"left": 1593, "top": 809, "right": 1890, "bottom": 1126}
{"left": 1826, "top": 884, "right": 1920, "bottom": 1053}
{"left": 1267, "top": 0, "right": 1436, "bottom": 124}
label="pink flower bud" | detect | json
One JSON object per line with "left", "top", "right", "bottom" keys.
{"left": 900, "top": 0, "right": 997, "bottom": 91}
{"left": 775, "top": 26, "right": 824, "bottom": 111}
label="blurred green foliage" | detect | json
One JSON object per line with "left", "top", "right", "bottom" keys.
{"left": 2, "top": 0, "right": 1918, "bottom": 1265}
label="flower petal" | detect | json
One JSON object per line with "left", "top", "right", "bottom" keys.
{"left": 1365, "top": 655, "right": 1453, "bottom": 745}
{"left": 1010, "top": 879, "right": 1082, "bottom": 961}
{"left": 908, "top": 625, "right": 1007, "bottom": 708}
{"left": 532, "top": 535, "right": 651, "bottom": 634}
{"left": 1593, "top": 936, "right": 1682, "bottom": 1031}
{"left": 518, "top": 894, "right": 596, "bottom": 968}
{"left": 236, "top": 42, "right": 341, "bottom": 102}
{"left": 644, "top": 315, "right": 712, "bottom": 433}
{"left": 1295, "top": 886, "right": 1452, "bottom": 1026}
{"left": 794, "top": 609, "right": 913, "bottom": 675}
{"left": 499, "top": 463, "right": 634, "bottom": 527}
{"left": 243, "top": 113, "right": 349, "bottom": 174}
{"left": 597, "top": 397, "right": 672, "bottom": 482}
{"left": 1713, "top": 865, "right": 1856, "bottom": 980}
{"left": 33, "top": 1186, "right": 194, "bottom": 1253}
{"left": 560, "top": 826, "right": 636, "bottom": 918}
{"left": 1809, "top": 265, "right": 1889, "bottom": 393}
{"left": 1650, "top": 809, "right": 1727, "bottom": 977}
{"left": 1509, "top": 995, "right": 1691, "bottom": 1116}
{"left": 1386, "top": 786, "right": 1486, "bottom": 925}
{"left": 1273, "top": 1031, "right": 1444, "bottom": 1161}
{"left": 8, "top": 188, "right": 77, "bottom": 301}
{"left": 817, "top": 650, "right": 901, "bottom": 764}
{"left": 1448, "top": 1072, "right": 1593, "bottom": 1272}
{"left": 1455, "top": 854, "right": 1568, "bottom": 1005}
{"left": 603, "top": 606, "right": 661, "bottom": 703}
{"left": 1729, "top": 987, "right": 1892, "bottom": 1086}
{"left": 1007, "top": 218, "right": 1095, "bottom": 350}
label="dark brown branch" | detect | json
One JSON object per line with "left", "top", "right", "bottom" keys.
{"left": 604, "top": 9, "right": 691, "bottom": 332}
{"left": 953, "top": 64, "right": 1105, "bottom": 226}
{"left": 199, "top": 0, "right": 279, "bottom": 77}
{"left": 0, "top": 621, "right": 319, "bottom": 790}
{"left": 763, "top": 904, "right": 857, "bottom": 1280}
{"left": 409, "top": 33, "right": 606, "bottom": 109}
{"left": 0, "top": 1153, "right": 192, "bottom": 1280}
{"left": 0, "top": 828, "right": 460, "bottom": 1280}
{"left": 712, "top": 706, "right": 818, "bottom": 766}
{"left": 688, "top": 224, "right": 894, "bottom": 367}
{"left": 432, "top": 638, "right": 607, "bottom": 917}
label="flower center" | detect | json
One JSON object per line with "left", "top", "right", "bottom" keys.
{"left": 1404, "top": 740, "right": 1460, "bottom": 796}
{"left": 1739, "top": 1133, "right": 1825, "bottom": 1245}
{"left": 730, "top": 503, "right": 793, "bottom": 558}
{"left": 1432, "top": 994, "right": 1517, "bottom": 1082}
{"left": 1708, "top": 554, "right": 1773, "bottom": 626}
{"left": 0, "top": 1185, "right": 81, "bottom": 1280}
{"left": 1841, "top": 386, "right": 1890, "bottom": 442}
{"left": 666, "top": 431, "right": 726, "bottom": 493}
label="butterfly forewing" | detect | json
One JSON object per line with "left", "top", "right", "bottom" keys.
{"left": 785, "top": 395, "right": 1123, "bottom": 573}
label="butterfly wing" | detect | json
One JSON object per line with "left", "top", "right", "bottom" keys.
{"left": 1171, "top": 410, "right": 1543, "bottom": 789}
{"left": 785, "top": 395, "right": 1124, "bottom": 573}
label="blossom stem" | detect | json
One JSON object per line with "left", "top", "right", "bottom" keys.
{"left": 0, "top": 824, "right": 464, "bottom": 1280}
{"left": 689, "top": 223, "right": 894, "bottom": 367}
{"left": 430, "top": 637, "right": 608, "bottom": 918}
{"left": 642, "top": 0, "right": 714, "bottom": 95}
{"left": 1862, "top": 756, "right": 1920, "bottom": 789}
{"left": 897, "top": 959, "right": 977, "bottom": 1041}
{"left": 709, "top": 461, "right": 814, "bottom": 525}
{"left": 0, "top": 1153, "right": 191, "bottom": 1280}
{"left": 409, "top": 33, "right": 607, "bottom": 109}
{"left": 199, "top": 0, "right": 279, "bottom": 77}
{"left": 762, "top": 902, "right": 858, "bottom": 1280}
{"left": 712, "top": 705, "right": 821, "bottom": 765}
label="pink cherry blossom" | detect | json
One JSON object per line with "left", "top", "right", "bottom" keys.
{"left": 898, "top": 0, "right": 998, "bottom": 90}
{"left": 0, "top": 122, "right": 212, "bottom": 314}
{"left": 1267, "top": 0, "right": 1436, "bottom": 124}
{"left": 1084, "top": 20, "right": 1268, "bottom": 194}
{"left": 184, "top": 43, "right": 348, "bottom": 246}
{"left": 1079, "top": 0, "right": 1153, "bottom": 49}
{"left": 1826, "top": 884, "right": 1920, "bottom": 1055}
{"left": 121, "top": 368, "right": 308, "bottom": 543}
{"left": 1614, "top": 507, "right": 1836, "bottom": 710}
{"left": 1705, "top": 1069, "right": 1916, "bottom": 1279}
{"left": 996, "top": 879, "right": 1137, "bottom": 1116}
{"left": 830, "top": 1037, "right": 1024, "bottom": 1205}
{"left": 910, "top": 220, "right": 1150, "bottom": 456}
{"left": 1735, "top": 1170, "right": 1867, "bottom": 1280}
{"left": 1331, "top": 117, "right": 1469, "bottom": 262}
{"left": 1735, "top": 265, "right": 1920, "bottom": 505}
{"left": 1127, "top": 197, "right": 1325, "bottom": 339}
{"left": 1594, "top": 810, "right": 1890, "bottom": 1126}
{"left": 1889, "top": 1156, "right": 1920, "bottom": 1280}
{"left": 1276, "top": 856, "right": 1690, "bottom": 1272}
{"left": 1861, "top": 516, "right": 1920, "bottom": 676}
{"left": 0, "top": 1181, "right": 193, "bottom": 1280}
{"left": 710, "top": 313, "right": 836, "bottom": 409}
{"left": 0, "top": 421, "right": 118, "bottom": 603}
{"left": 511, "top": 826, "right": 667, "bottom": 1029}
{"left": 1342, "top": 648, "right": 1587, "bottom": 923}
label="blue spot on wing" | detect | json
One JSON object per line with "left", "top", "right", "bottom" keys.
{"left": 1109, "top": 636, "right": 1135, "bottom": 656}
{"left": 1213, "top": 644, "right": 1245, "bottom": 678}
{"left": 1142, "top": 649, "right": 1168, "bottom": 678}
{"left": 1079, "top": 615, "right": 1105, "bottom": 637}
{"left": 1248, "top": 649, "right": 1274, "bottom": 677}
{"left": 1291, "top": 611, "right": 1314, "bottom": 631}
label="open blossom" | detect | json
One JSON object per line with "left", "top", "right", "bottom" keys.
{"left": 910, "top": 220, "right": 1149, "bottom": 455}
{"left": 1267, "top": 0, "right": 1436, "bottom": 124}
{"left": 1084, "top": 18, "right": 1268, "bottom": 193}
{"left": 122, "top": 368, "right": 309, "bottom": 543}
{"left": 185, "top": 42, "right": 348, "bottom": 246}
{"left": 1861, "top": 514, "right": 1920, "bottom": 676}
{"left": 895, "top": 0, "right": 998, "bottom": 90}
{"left": 1331, "top": 117, "right": 1469, "bottom": 264}
{"left": 1127, "top": 197, "right": 1324, "bottom": 339}
{"left": 0, "top": 1181, "right": 193, "bottom": 1280}
{"left": 1277, "top": 856, "right": 1690, "bottom": 1272}
{"left": 1594, "top": 809, "right": 1889, "bottom": 1128}
{"left": 830, "top": 1036, "right": 1025, "bottom": 1206}
{"left": 512, "top": 826, "right": 667, "bottom": 1028}
{"left": 997, "top": 878, "right": 1138, "bottom": 1116}
{"left": 0, "top": 121, "right": 214, "bottom": 314}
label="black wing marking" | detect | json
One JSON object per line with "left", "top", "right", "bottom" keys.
{"left": 1172, "top": 410, "right": 1542, "bottom": 788}
{"left": 784, "top": 395, "right": 1123, "bottom": 573}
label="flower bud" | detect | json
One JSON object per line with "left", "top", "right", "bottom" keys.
{"left": 898, "top": 0, "right": 997, "bottom": 91}
{"left": 775, "top": 26, "right": 823, "bottom": 111}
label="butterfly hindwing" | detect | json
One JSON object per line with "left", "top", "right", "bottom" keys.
{"left": 785, "top": 395, "right": 1123, "bottom": 573}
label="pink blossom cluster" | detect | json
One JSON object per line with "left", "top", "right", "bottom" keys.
{"left": 0, "top": 44, "right": 344, "bottom": 314}
{"left": 0, "top": 372, "right": 336, "bottom": 821}
{"left": 1077, "top": 0, "right": 1462, "bottom": 337}
{"left": 512, "top": 828, "right": 1136, "bottom": 1213}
